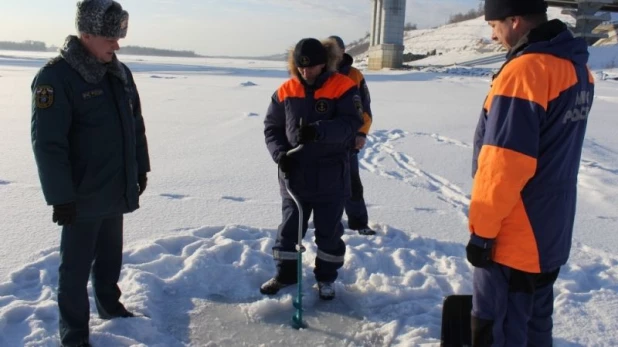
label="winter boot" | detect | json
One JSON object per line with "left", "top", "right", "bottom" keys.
{"left": 357, "top": 226, "right": 376, "bottom": 236}
{"left": 260, "top": 277, "right": 296, "bottom": 295}
{"left": 318, "top": 282, "right": 335, "bottom": 300}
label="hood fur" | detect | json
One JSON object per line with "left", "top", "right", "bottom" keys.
{"left": 287, "top": 37, "right": 343, "bottom": 79}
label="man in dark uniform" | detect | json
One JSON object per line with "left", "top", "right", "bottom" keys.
{"left": 329, "top": 35, "right": 376, "bottom": 236}
{"left": 30, "top": 1, "right": 150, "bottom": 346}
{"left": 261, "top": 37, "right": 363, "bottom": 300}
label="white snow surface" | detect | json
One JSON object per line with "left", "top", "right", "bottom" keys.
{"left": 1, "top": 43, "right": 618, "bottom": 346}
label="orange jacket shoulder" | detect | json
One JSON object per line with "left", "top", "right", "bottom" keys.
{"left": 277, "top": 78, "right": 305, "bottom": 102}
{"left": 485, "top": 54, "right": 579, "bottom": 111}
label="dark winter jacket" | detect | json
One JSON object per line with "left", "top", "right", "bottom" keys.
{"left": 264, "top": 40, "right": 363, "bottom": 202}
{"left": 31, "top": 35, "right": 150, "bottom": 220}
{"left": 338, "top": 53, "right": 373, "bottom": 136}
{"left": 469, "top": 20, "right": 594, "bottom": 273}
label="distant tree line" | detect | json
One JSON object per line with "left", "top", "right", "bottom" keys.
{"left": 0, "top": 40, "right": 201, "bottom": 58}
{"left": 0, "top": 40, "right": 49, "bottom": 51}
{"left": 118, "top": 45, "right": 202, "bottom": 57}
{"left": 447, "top": 1, "right": 485, "bottom": 24}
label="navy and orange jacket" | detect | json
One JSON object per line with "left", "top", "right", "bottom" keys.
{"left": 469, "top": 20, "right": 594, "bottom": 273}
{"left": 338, "top": 53, "right": 373, "bottom": 136}
{"left": 264, "top": 64, "right": 363, "bottom": 202}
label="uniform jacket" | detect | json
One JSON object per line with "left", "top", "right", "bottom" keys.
{"left": 31, "top": 35, "right": 150, "bottom": 220}
{"left": 469, "top": 20, "right": 594, "bottom": 273}
{"left": 338, "top": 53, "right": 373, "bottom": 136}
{"left": 264, "top": 40, "right": 363, "bottom": 202}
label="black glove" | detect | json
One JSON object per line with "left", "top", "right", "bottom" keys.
{"left": 298, "top": 124, "right": 318, "bottom": 144}
{"left": 138, "top": 173, "right": 147, "bottom": 196}
{"left": 466, "top": 234, "right": 494, "bottom": 268}
{"left": 52, "top": 202, "right": 76, "bottom": 226}
{"left": 278, "top": 153, "right": 292, "bottom": 173}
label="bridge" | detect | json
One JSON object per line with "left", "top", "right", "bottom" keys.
{"left": 367, "top": 0, "right": 618, "bottom": 70}
{"left": 547, "top": 0, "right": 618, "bottom": 43}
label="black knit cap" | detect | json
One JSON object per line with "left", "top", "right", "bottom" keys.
{"left": 485, "top": 0, "right": 548, "bottom": 21}
{"left": 293, "top": 38, "right": 327, "bottom": 68}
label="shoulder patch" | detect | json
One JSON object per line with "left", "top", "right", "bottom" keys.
{"left": 353, "top": 94, "right": 364, "bottom": 120}
{"left": 34, "top": 85, "right": 55, "bottom": 109}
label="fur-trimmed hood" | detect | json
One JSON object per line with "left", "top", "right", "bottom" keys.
{"left": 287, "top": 37, "right": 343, "bottom": 80}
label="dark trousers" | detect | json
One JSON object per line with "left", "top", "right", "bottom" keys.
{"left": 344, "top": 151, "right": 368, "bottom": 229}
{"left": 273, "top": 198, "right": 346, "bottom": 283}
{"left": 471, "top": 263, "right": 560, "bottom": 347}
{"left": 58, "top": 216, "right": 125, "bottom": 346}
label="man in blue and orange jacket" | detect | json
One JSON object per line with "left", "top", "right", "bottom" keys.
{"left": 262, "top": 37, "right": 363, "bottom": 300}
{"left": 467, "top": 0, "right": 594, "bottom": 345}
{"left": 329, "top": 35, "right": 376, "bottom": 236}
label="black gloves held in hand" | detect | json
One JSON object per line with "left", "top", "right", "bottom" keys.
{"left": 278, "top": 153, "right": 292, "bottom": 173}
{"left": 466, "top": 234, "right": 494, "bottom": 268}
{"left": 138, "top": 173, "right": 147, "bottom": 196}
{"left": 298, "top": 124, "right": 318, "bottom": 144}
{"left": 53, "top": 202, "right": 76, "bottom": 226}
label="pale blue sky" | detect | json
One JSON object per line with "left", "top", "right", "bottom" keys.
{"left": 1, "top": 0, "right": 481, "bottom": 56}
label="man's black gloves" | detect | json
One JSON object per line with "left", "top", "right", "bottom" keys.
{"left": 278, "top": 153, "right": 292, "bottom": 173}
{"left": 138, "top": 173, "right": 147, "bottom": 196}
{"left": 53, "top": 202, "right": 76, "bottom": 226}
{"left": 298, "top": 124, "right": 318, "bottom": 144}
{"left": 466, "top": 234, "right": 494, "bottom": 268}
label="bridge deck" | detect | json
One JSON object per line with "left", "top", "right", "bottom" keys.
{"left": 546, "top": 0, "right": 618, "bottom": 13}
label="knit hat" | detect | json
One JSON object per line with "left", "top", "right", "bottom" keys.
{"left": 484, "top": 0, "right": 548, "bottom": 21}
{"left": 329, "top": 35, "right": 345, "bottom": 50}
{"left": 293, "top": 38, "right": 327, "bottom": 68}
{"left": 76, "top": 0, "right": 129, "bottom": 38}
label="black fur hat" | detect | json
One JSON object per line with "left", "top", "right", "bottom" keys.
{"left": 76, "top": 0, "right": 129, "bottom": 38}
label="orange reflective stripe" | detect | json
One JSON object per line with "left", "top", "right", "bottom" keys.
{"left": 469, "top": 145, "right": 537, "bottom": 239}
{"left": 277, "top": 79, "right": 305, "bottom": 102}
{"left": 484, "top": 54, "right": 579, "bottom": 112}
{"left": 314, "top": 74, "right": 356, "bottom": 99}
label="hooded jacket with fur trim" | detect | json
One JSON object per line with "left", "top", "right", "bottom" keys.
{"left": 264, "top": 38, "right": 364, "bottom": 201}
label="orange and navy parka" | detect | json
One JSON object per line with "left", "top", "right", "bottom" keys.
{"left": 338, "top": 53, "right": 373, "bottom": 136}
{"left": 264, "top": 43, "right": 364, "bottom": 202}
{"left": 469, "top": 20, "right": 594, "bottom": 273}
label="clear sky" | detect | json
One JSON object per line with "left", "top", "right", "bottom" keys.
{"left": 0, "top": 0, "right": 483, "bottom": 56}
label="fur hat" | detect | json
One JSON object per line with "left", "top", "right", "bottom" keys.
{"left": 293, "top": 38, "right": 327, "bottom": 68}
{"left": 485, "top": 0, "right": 548, "bottom": 21}
{"left": 76, "top": 0, "right": 129, "bottom": 38}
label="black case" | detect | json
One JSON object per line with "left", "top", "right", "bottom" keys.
{"left": 440, "top": 294, "right": 473, "bottom": 347}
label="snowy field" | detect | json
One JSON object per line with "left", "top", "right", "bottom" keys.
{"left": 1, "top": 49, "right": 618, "bottom": 346}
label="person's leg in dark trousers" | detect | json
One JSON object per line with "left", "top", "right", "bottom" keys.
{"left": 92, "top": 216, "right": 130, "bottom": 319}
{"left": 344, "top": 151, "right": 369, "bottom": 230}
{"left": 58, "top": 219, "right": 101, "bottom": 346}
{"left": 312, "top": 199, "right": 346, "bottom": 283}
{"left": 472, "top": 263, "right": 560, "bottom": 347}
{"left": 272, "top": 198, "right": 312, "bottom": 283}
{"left": 527, "top": 269, "right": 560, "bottom": 347}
